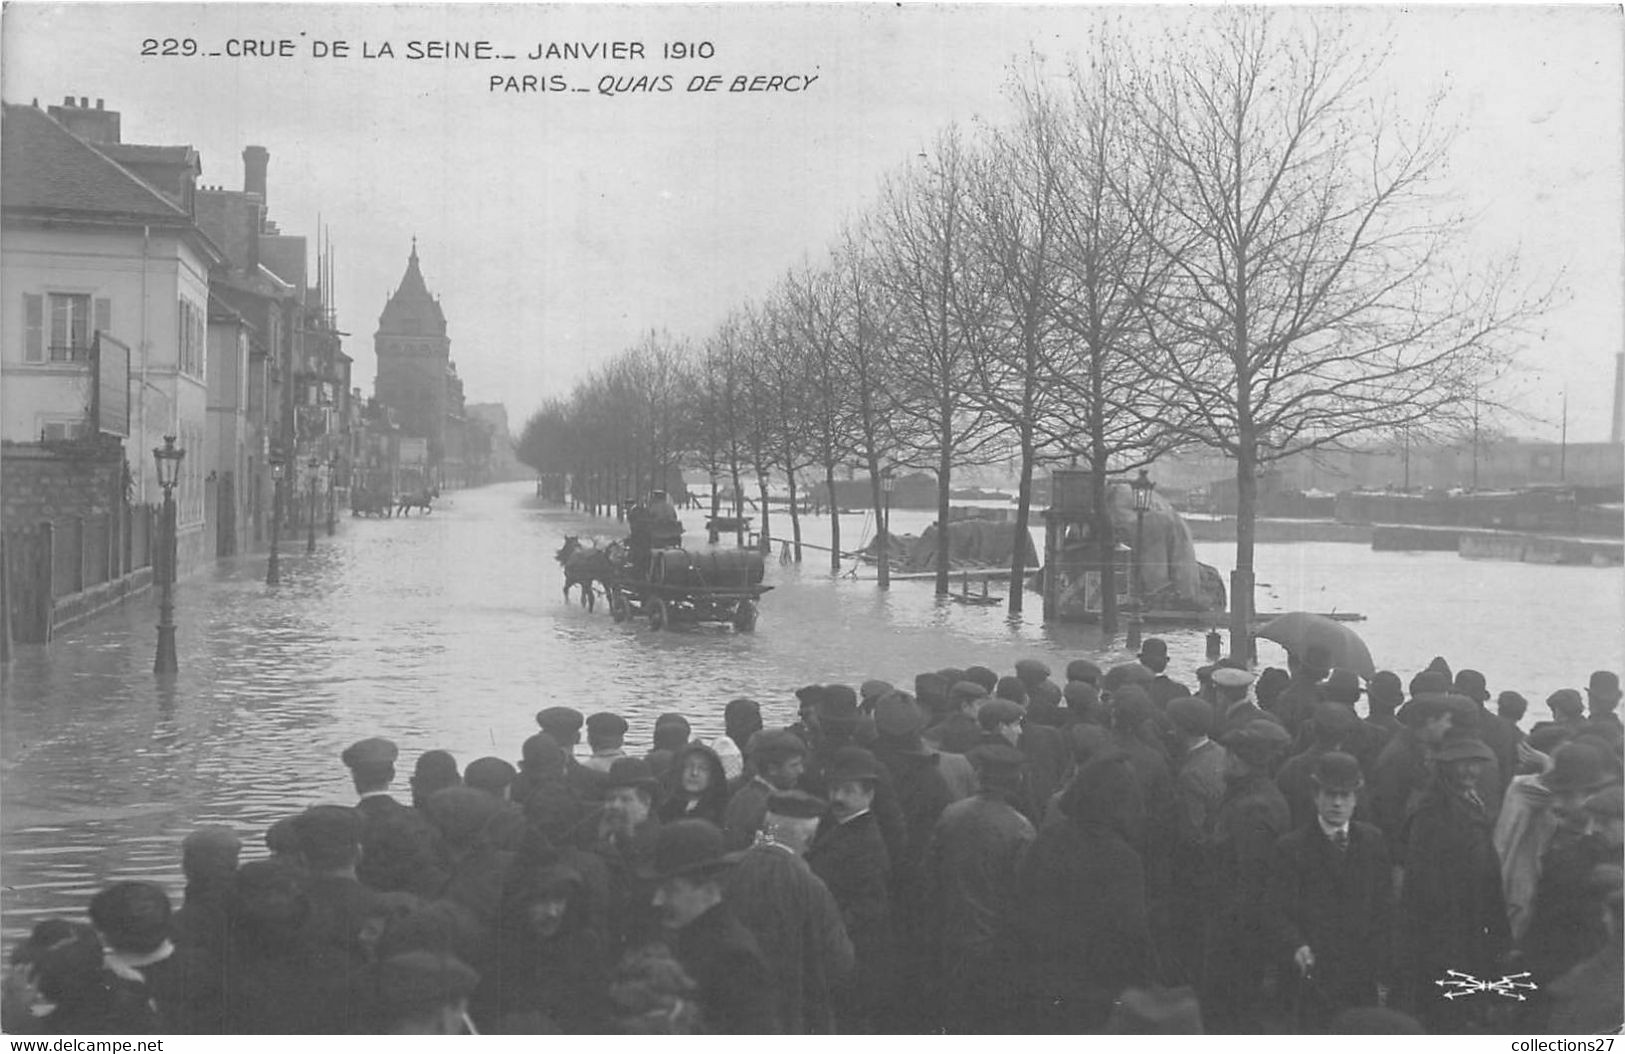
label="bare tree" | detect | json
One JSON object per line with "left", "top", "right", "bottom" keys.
{"left": 872, "top": 126, "right": 1010, "bottom": 595}
{"left": 783, "top": 261, "right": 858, "bottom": 573}
{"left": 1126, "top": 10, "right": 1557, "bottom": 657}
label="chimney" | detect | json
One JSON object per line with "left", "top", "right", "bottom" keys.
{"left": 47, "top": 96, "right": 121, "bottom": 144}
{"left": 243, "top": 145, "right": 269, "bottom": 205}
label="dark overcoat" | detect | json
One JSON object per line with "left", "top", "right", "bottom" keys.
{"left": 673, "top": 902, "right": 782, "bottom": 1034}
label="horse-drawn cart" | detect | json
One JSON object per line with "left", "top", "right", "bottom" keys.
{"left": 605, "top": 578, "right": 773, "bottom": 632}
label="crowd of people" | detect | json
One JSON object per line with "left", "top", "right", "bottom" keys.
{"left": 3, "top": 643, "right": 1621, "bottom": 1035}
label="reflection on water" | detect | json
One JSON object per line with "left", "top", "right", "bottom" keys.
{"left": 2, "top": 481, "right": 1619, "bottom": 941}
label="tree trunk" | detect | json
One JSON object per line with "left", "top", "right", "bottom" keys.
{"left": 786, "top": 470, "right": 803, "bottom": 563}
{"left": 1230, "top": 442, "right": 1257, "bottom": 663}
{"left": 1092, "top": 459, "right": 1118, "bottom": 634}
{"left": 757, "top": 475, "right": 772, "bottom": 555}
{"left": 1007, "top": 439, "right": 1035, "bottom": 615}
{"left": 729, "top": 460, "right": 744, "bottom": 547}
{"left": 869, "top": 460, "right": 889, "bottom": 590}
{"left": 826, "top": 464, "right": 841, "bottom": 574}
{"left": 935, "top": 424, "right": 953, "bottom": 597}
{"left": 708, "top": 474, "right": 721, "bottom": 543}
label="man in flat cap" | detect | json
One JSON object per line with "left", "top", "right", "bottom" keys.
{"left": 1585, "top": 670, "right": 1622, "bottom": 740}
{"left": 1264, "top": 752, "right": 1392, "bottom": 1031}
{"left": 583, "top": 712, "right": 630, "bottom": 773}
{"left": 925, "top": 681, "right": 990, "bottom": 755}
{"left": 643, "top": 820, "right": 779, "bottom": 1033}
{"left": 288, "top": 805, "right": 394, "bottom": 1026}
{"left": 1211, "top": 666, "right": 1281, "bottom": 740}
{"left": 536, "top": 706, "right": 611, "bottom": 802}
{"left": 1399, "top": 736, "right": 1510, "bottom": 1031}
{"left": 341, "top": 737, "right": 447, "bottom": 898}
{"left": 926, "top": 744, "right": 1037, "bottom": 1032}
{"left": 1203, "top": 719, "right": 1292, "bottom": 1032}
{"left": 724, "top": 728, "right": 807, "bottom": 850}
{"left": 724, "top": 789, "right": 854, "bottom": 1033}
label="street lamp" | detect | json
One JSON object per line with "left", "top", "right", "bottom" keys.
{"left": 306, "top": 457, "right": 319, "bottom": 554}
{"left": 326, "top": 455, "right": 338, "bottom": 536}
{"left": 267, "top": 455, "right": 284, "bottom": 585}
{"left": 152, "top": 435, "right": 184, "bottom": 674}
{"left": 1127, "top": 468, "right": 1155, "bottom": 651}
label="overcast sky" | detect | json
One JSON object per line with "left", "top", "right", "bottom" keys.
{"left": 4, "top": 3, "right": 1621, "bottom": 441}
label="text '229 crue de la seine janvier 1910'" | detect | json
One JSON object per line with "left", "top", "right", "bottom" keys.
{"left": 136, "top": 36, "right": 820, "bottom": 96}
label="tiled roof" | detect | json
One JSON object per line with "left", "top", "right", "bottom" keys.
{"left": 379, "top": 242, "right": 447, "bottom": 334}
{"left": 99, "top": 143, "right": 199, "bottom": 169}
{"left": 0, "top": 102, "right": 188, "bottom": 222}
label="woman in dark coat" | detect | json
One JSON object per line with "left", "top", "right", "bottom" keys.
{"left": 1014, "top": 752, "right": 1153, "bottom": 1032}
{"left": 657, "top": 744, "right": 730, "bottom": 827}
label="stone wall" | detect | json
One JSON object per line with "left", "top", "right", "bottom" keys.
{"left": 1, "top": 438, "right": 127, "bottom": 528}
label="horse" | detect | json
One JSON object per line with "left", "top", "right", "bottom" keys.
{"left": 351, "top": 487, "right": 393, "bottom": 518}
{"left": 397, "top": 489, "right": 434, "bottom": 516}
{"left": 555, "top": 535, "right": 621, "bottom": 612}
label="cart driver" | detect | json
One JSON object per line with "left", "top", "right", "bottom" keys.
{"left": 647, "top": 490, "right": 684, "bottom": 550}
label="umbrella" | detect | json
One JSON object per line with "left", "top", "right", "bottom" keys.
{"left": 1255, "top": 612, "right": 1375, "bottom": 678}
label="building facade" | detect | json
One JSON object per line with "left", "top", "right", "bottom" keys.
{"left": 373, "top": 243, "right": 467, "bottom": 491}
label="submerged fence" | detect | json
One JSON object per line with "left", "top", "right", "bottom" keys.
{"left": 4, "top": 503, "right": 157, "bottom": 644}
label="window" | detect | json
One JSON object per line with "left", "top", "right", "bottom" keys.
{"left": 177, "top": 298, "right": 206, "bottom": 378}
{"left": 22, "top": 293, "right": 109, "bottom": 363}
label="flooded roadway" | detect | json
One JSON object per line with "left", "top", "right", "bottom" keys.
{"left": 2, "top": 480, "right": 1619, "bottom": 941}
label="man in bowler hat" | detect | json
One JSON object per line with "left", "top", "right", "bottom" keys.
{"left": 1264, "top": 752, "right": 1393, "bottom": 1031}
{"left": 643, "top": 820, "right": 779, "bottom": 1033}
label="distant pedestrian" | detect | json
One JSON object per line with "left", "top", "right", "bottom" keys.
{"left": 1585, "top": 671, "right": 1623, "bottom": 742}
{"left": 536, "top": 707, "right": 610, "bottom": 801}
{"left": 1364, "top": 672, "right": 1405, "bottom": 745}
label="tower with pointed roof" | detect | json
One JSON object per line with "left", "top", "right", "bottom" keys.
{"left": 375, "top": 239, "right": 463, "bottom": 484}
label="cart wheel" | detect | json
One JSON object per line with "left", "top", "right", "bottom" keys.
{"left": 734, "top": 601, "right": 758, "bottom": 633}
{"left": 609, "top": 589, "right": 629, "bottom": 623}
{"left": 649, "top": 596, "right": 669, "bottom": 631}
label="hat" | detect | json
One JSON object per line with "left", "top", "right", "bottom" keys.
{"left": 977, "top": 699, "right": 1025, "bottom": 731}
{"left": 1434, "top": 737, "right": 1495, "bottom": 764}
{"left": 586, "top": 712, "right": 629, "bottom": 739}
{"left": 181, "top": 824, "right": 243, "bottom": 867}
{"left": 995, "top": 676, "right": 1028, "bottom": 704}
{"left": 874, "top": 692, "right": 926, "bottom": 738}
{"left": 1067, "top": 659, "right": 1103, "bottom": 685}
{"left": 341, "top": 737, "right": 398, "bottom": 770}
{"left": 638, "top": 819, "right": 739, "bottom": 880}
{"left": 293, "top": 806, "right": 364, "bottom": 868}
{"left": 1496, "top": 690, "right": 1529, "bottom": 715}
{"left": 1311, "top": 702, "right": 1365, "bottom": 743}
{"left": 1409, "top": 671, "right": 1450, "bottom": 698}
{"left": 411, "top": 749, "right": 459, "bottom": 784}
{"left": 1454, "top": 669, "right": 1489, "bottom": 703}
{"left": 424, "top": 787, "right": 504, "bottom": 842}
{"left": 604, "top": 757, "right": 661, "bottom": 794}
{"left": 1137, "top": 639, "right": 1169, "bottom": 663}
{"left": 1014, "top": 658, "right": 1051, "bottom": 686}
{"left": 1031, "top": 681, "right": 1063, "bottom": 707}
{"left": 1311, "top": 751, "right": 1365, "bottom": 793}
{"left": 1111, "top": 685, "right": 1156, "bottom": 728}
{"left": 536, "top": 706, "right": 585, "bottom": 736}
{"left": 1104, "top": 663, "right": 1155, "bottom": 692}
{"left": 1064, "top": 681, "right": 1101, "bottom": 710}
{"left": 653, "top": 713, "right": 692, "bottom": 750}
{"left": 937, "top": 667, "right": 967, "bottom": 687}
{"left": 859, "top": 679, "right": 895, "bottom": 704}
{"left": 1220, "top": 719, "right": 1292, "bottom": 762}
{"left": 1211, "top": 667, "right": 1255, "bottom": 690}
{"left": 820, "top": 686, "right": 861, "bottom": 729}
{"left": 1426, "top": 655, "right": 1454, "bottom": 680}
{"left": 914, "top": 673, "right": 950, "bottom": 708}
{"left": 709, "top": 736, "right": 744, "bottom": 781}
{"left": 463, "top": 756, "right": 517, "bottom": 795}
{"left": 749, "top": 728, "right": 808, "bottom": 765}
{"left": 1548, "top": 688, "right": 1585, "bottom": 718}
{"left": 1323, "top": 669, "right": 1364, "bottom": 704}
{"left": 949, "top": 680, "right": 989, "bottom": 703}
{"left": 966, "top": 743, "right": 1026, "bottom": 773}
{"left": 1583, "top": 782, "right": 1624, "bottom": 819}
{"left": 264, "top": 815, "right": 303, "bottom": 857}
{"left": 825, "top": 746, "right": 883, "bottom": 785}
{"left": 1167, "top": 697, "right": 1213, "bottom": 737}
{"left": 520, "top": 732, "right": 567, "bottom": 772}
{"left": 87, "top": 881, "right": 171, "bottom": 955}
{"left": 1589, "top": 671, "right": 1623, "bottom": 703}
{"left": 375, "top": 952, "right": 480, "bottom": 1019}
{"left": 1368, "top": 671, "right": 1404, "bottom": 709}
{"left": 765, "top": 789, "right": 827, "bottom": 820}
{"left": 1544, "top": 742, "right": 1611, "bottom": 794}
{"left": 794, "top": 684, "right": 827, "bottom": 711}
{"left": 963, "top": 666, "right": 999, "bottom": 692}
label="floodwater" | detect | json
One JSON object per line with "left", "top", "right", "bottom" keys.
{"left": 2, "top": 480, "right": 1620, "bottom": 941}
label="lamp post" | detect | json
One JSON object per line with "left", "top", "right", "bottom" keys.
{"left": 306, "top": 457, "right": 318, "bottom": 554}
{"left": 153, "top": 435, "right": 184, "bottom": 674}
{"left": 1127, "top": 468, "right": 1155, "bottom": 651}
{"left": 267, "top": 456, "right": 284, "bottom": 585}
{"left": 880, "top": 468, "right": 895, "bottom": 590}
{"left": 326, "top": 455, "right": 337, "bottom": 536}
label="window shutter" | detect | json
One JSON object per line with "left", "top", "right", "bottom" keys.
{"left": 94, "top": 297, "right": 112, "bottom": 338}
{"left": 24, "top": 294, "right": 44, "bottom": 362}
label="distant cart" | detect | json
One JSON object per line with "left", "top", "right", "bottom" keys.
{"left": 605, "top": 577, "right": 774, "bottom": 632}
{"left": 603, "top": 547, "right": 772, "bottom": 632}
